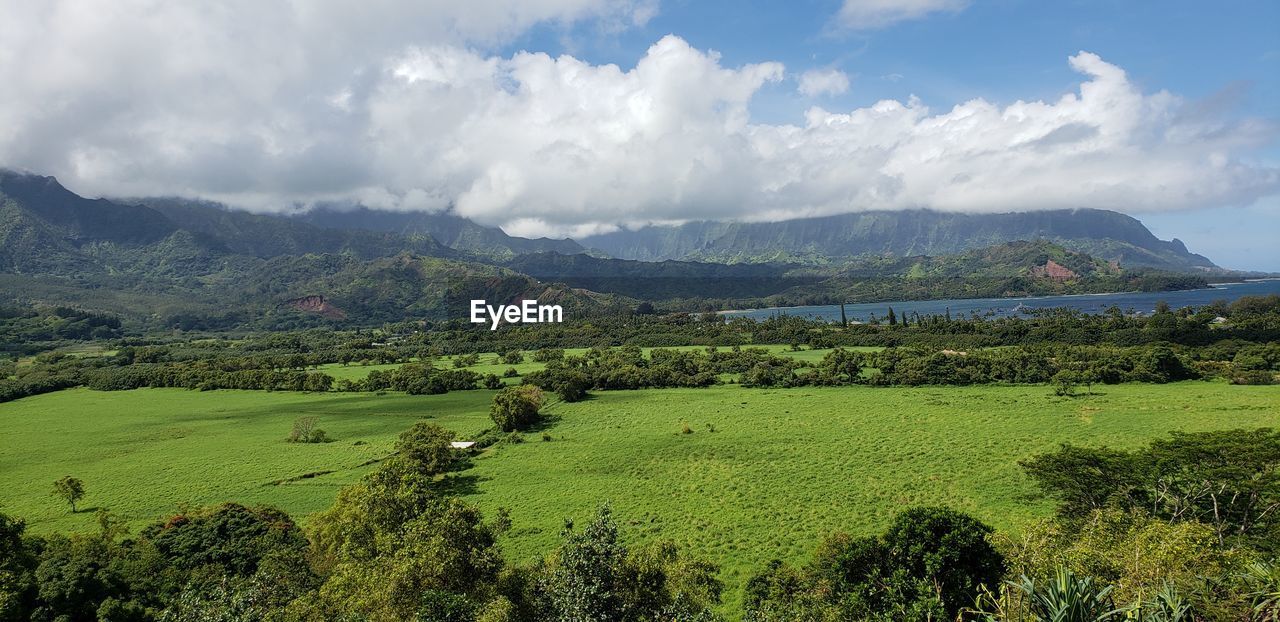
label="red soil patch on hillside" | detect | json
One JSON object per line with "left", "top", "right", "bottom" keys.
{"left": 280, "top": 295, "right": 346, "bottom": 319}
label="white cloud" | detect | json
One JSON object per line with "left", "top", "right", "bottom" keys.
{"left": 798, "top": 68, "right": 851, "bottom": 97}
{"left": 0, "top": 3, "right": 1276, "bottom": 239}
{"left": 837, "top": 0, "right": 969, "bottom": 29}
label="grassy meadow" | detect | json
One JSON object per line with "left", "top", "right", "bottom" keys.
{"left": 0, "top": 388, "right": 495, "bottom": 532}
{"left": 1, "top": 379, "right": 1276, "bottom": 610}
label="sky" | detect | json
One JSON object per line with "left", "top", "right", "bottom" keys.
{"left": 0, "top": 1, "right": 1277, "bottom": 269}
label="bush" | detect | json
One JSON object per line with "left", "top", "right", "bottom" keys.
{"left": 288, "top": 417, "right": 319, "bottom": 443}
{"left": 1052, "top": 371, "right": 1080, "bottom": 397}
{"left": 531, "top": 348, "right": 565, "bottom": 363}
{"left": 395, "top": 422, "right": 458, "bottom": 476}
{"left": 489, "top": 385, "right": 543, "bottom": 432}
{"left": 502, "top": 367, "right": 519, "bottom": 378}
{"left": 1230, "top": 370, "right": 1277, "bottom": 385}
{"left": 746, "top": 506, "right": 1004, "bottom": 621}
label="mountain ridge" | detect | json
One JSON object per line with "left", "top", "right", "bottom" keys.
{"left": 579, "top": 208, "right": 1216, "bottom": 270}
{"left": 297, "top": 206, "right": 587, "bottom": 260}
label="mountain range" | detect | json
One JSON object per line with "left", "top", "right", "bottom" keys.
{"left": 578, "top": 209, "right": 1215, "bottom": 270}
{"left": 0, "top": 169, "right": 1226, "bottom": 328}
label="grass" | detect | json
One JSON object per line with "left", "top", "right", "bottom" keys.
{"left": 0, "top": 388, "right": 494, "bottom": 532}
{"left": 457, "top": 383, "right": 1280, "bottom": 610}
{"left": 1, "top": 381, "right": 1276, "bottom": 613}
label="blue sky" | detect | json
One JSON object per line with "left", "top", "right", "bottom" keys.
{"left": 512, "top": 1, "right": 1279, "bottom": 125}
{"left": 3, "top": 1, "right": 1278, "bottom": 270}
{"left": 505, "top": 0, "right": 1280, "bottom": 270}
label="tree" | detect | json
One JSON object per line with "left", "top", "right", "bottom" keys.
{"left": 288, "top": 416, "right": 318, "bottom": 443}
{"left": 490, "top": 385, "right": 543, "bottom": 432}
{"left": 1052, "top": 370, "right": 1080, "bottom": 397}
{"left": 52, "top": 476, "right": 85, "bottom": 513}
{"left": 395, "top": 421, "right": 458, "bottom": 477}
{"left": 1022, "top": 429, "right": 1280, "bottom": 547}
{"left": 0, "top": 511, "right": 37, "bottom": 621}
{"left": 815, "top": 348, "right": 862, "bottom": 385}
{"left": 143, "top": 503, "right": 311, "bottom": 577}
{"left": 541, "top": 505, "right": 721, "bottom": 622}
{"left": 1021, "top": 445, "right": 1140, "bottom": 520}
{"left": 547, "top": 506, "right": 627, "bottom": 621}
{"left": 748, "top": 506, "right": 1004, "bottom": 621}
{"left": 550, "top": 370, "right": 590, "bottom": 403}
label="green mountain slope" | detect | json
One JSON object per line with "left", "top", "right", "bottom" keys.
{"left": 580, "top": 209, "right": 1216, "bottom": 270}
{"left": 133, "top": 198, "right": 454, "bottom": 259}
{"left": 0, "top": 170, "right": 1216, "bottom": 328}
{"left": 506, "top": 240, "right": 1205, "bottom": 306}
{"left": 299, "top": 206, "right": 586, "bottom": 259}
{"left": 0, "top": 172, "right": 614, "bottom": 328}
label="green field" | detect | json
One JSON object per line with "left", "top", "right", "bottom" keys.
{"left": 0, "top": 388, "right": 495, "bottom": 532}
{"left": 2, "top": 381, "right": 1277, "bottom": 610}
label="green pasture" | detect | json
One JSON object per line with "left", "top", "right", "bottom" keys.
{"left": 0, "top": 388, "right": 494, "bottom": 532}
{"left": 457, "top": 383, "right": 1279, "bottom": 609}
{"left": 1, "top": 381, "right": 1275, "bottom": 611}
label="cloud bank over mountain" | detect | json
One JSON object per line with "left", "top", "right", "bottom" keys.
{"left": 0, "top": 1, "right": 1276, "bottom": 238}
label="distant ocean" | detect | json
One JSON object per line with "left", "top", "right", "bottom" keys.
{"left": 724, "top": 279, "right": 1280, "bottom": 322}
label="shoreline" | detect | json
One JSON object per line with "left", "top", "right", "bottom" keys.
{"left": 717, "top": 278, "right": 1280, "bottom": 316}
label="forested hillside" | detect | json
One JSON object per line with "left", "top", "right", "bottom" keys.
{"left": 0, "top": 170, "right": 1220, "bottom": 330}
{"left": 580, "top": 208, "right": 1217, "bottom": 270}
{"left": 299, "top": 206, "right": 588, "bottom": 259}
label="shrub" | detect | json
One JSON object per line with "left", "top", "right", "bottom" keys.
{"left": 288, "top": 417, "right": 319, "bottom": 443}
{"left": 395, "top": 422, "right": 458, "bottom": 476}
{"left": 1052, "top": 371, "right": 1080, "bottom": 397}
{"left": 1230, "top": 370, "right": 1277, "bottom": 385}
{"left": 747, "top": 506, "right": 1004, "bottom": 621}
{"left": 502, "top": 367, "right": 519, "bottom": 378}
{"left": 489, "top": 385, "right": 543, "bottom": 432}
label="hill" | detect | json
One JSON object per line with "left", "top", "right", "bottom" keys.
{"left": 0, "top": 172, "right": 619, "bottom": 328}
{"left": 0, "top": 170, "right": 1214, "bottom": 328}
{"left": 298, "top": 206, "right": 587, "bottom": 260}
{"left": 579, "top": 208, "right": 1216, "bottom": 270}
{"left": 505, "top": 241, "right": 1205, "bottom": 307}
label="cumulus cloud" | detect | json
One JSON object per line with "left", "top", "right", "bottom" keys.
{"left": 837, "top": 0, "right": 969, "bottom": 30}
{"left": 798, "top": 68, "right": 851, "bottom": 97}
{"left": 0, "top": 3, "right": 1276, "bottom": 238}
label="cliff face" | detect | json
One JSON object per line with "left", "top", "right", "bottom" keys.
{"left": 580, "top": 208, "right": 1217, "bottom": 270}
